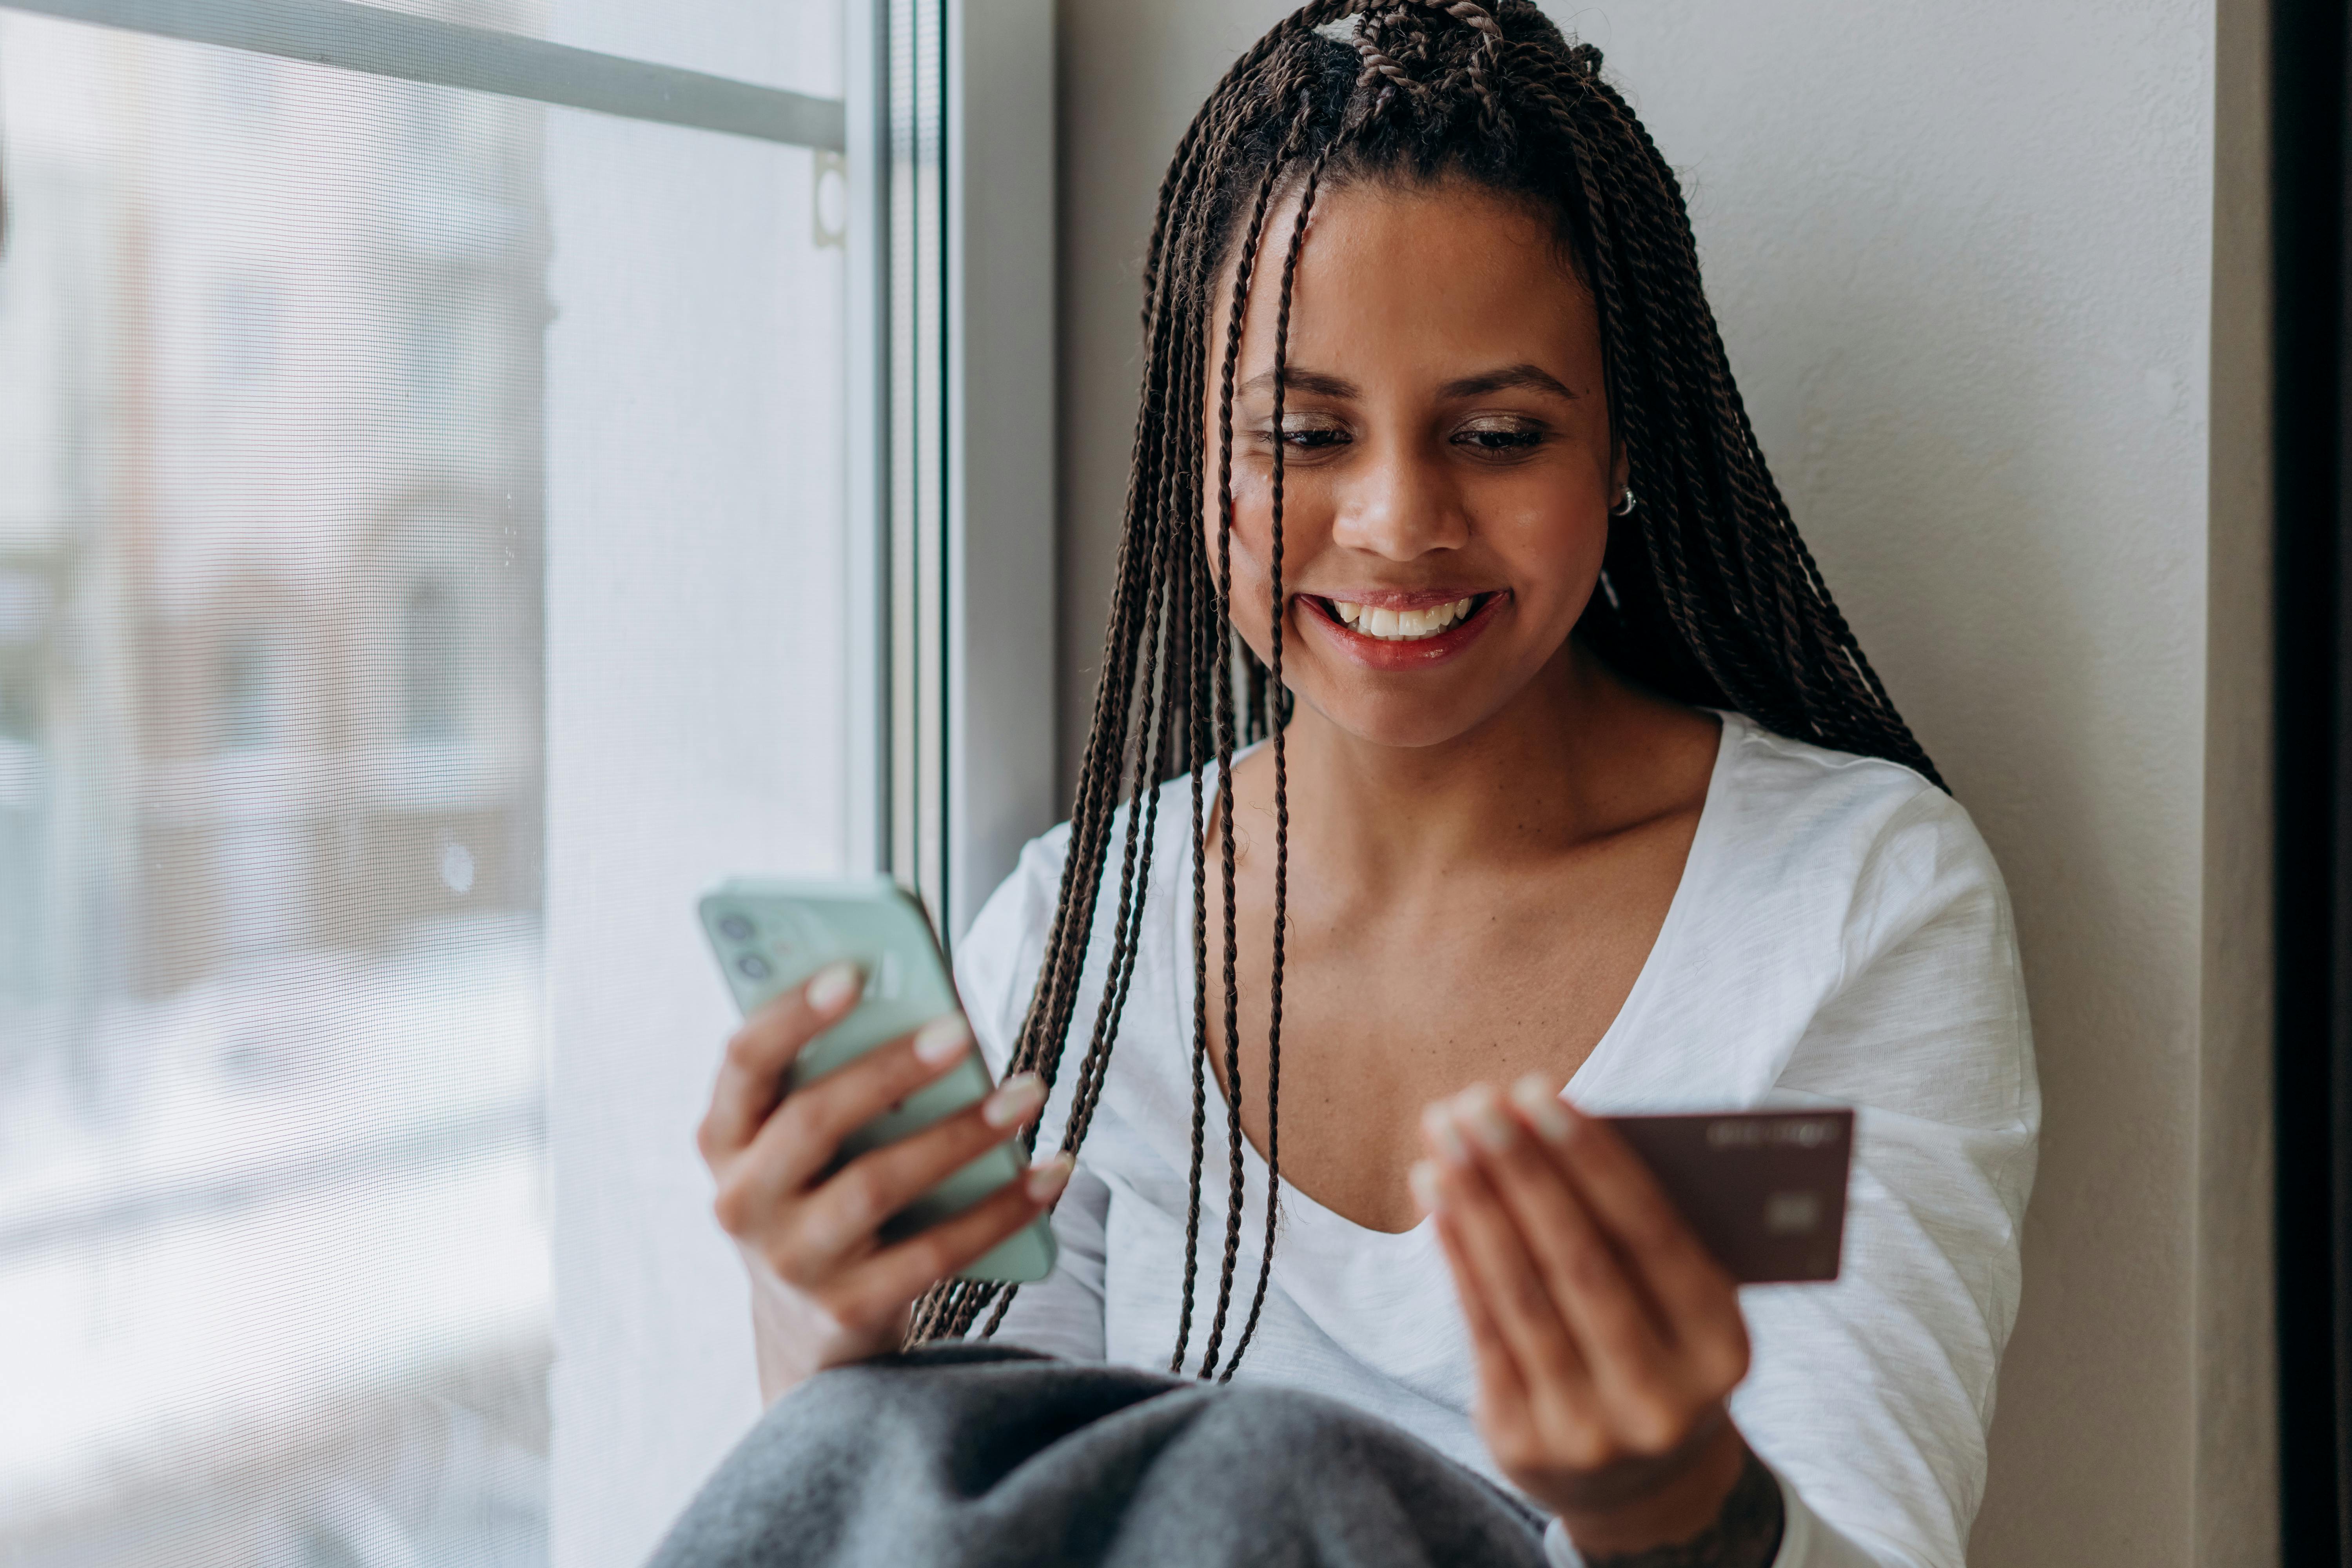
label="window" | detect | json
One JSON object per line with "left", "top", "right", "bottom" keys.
{"left": 402, "top": 579, "right": 463, "bottom": 743}
{"left": 0, "top": 0, "right": 1050, "bottom": 1560}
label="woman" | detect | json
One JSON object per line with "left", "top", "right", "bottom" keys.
{"left": 670, "top": 4, "right": 2036, "bottom": 1565}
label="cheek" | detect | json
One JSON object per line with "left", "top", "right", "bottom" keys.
{"left": 1202, "top": 474, "right": 1327, "bottom": 596}
{"left": 1490, "top": 485, "right": 1611, "bottom": 611}
{"left": 1199, "top": 506, "right": 1276, "bottom": 657}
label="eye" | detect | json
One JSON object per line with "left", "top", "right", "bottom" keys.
{"left": 1452, "top": 416, "right": 1547, "bottom": 456}
{"left": 1257, "top": 414, "right": 1351, "bottom": 453}
{"left": 1284, "top": 426, "right": 1351, "bottom": 451}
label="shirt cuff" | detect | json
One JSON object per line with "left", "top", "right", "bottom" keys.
{"left": 1540, "top": 1463, "right": 1819, "bottom": 1568}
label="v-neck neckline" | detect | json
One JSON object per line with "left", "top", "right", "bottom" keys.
{"left": 1158, "top": 711, "right": 1742, "bottom": 1251}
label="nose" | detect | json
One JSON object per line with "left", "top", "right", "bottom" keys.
{"left": 1328, "top": 440, "right": 1469, "bottom": 561}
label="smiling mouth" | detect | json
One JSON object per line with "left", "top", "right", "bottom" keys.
{"left": 1312, "top": 593, "right": 1495, "bottom": 642}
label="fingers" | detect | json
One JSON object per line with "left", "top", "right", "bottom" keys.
{"left": 716, "top": 1013, "right": 992, "bottom": 1232}
{"left": 1421, "top": 1080, "right": 1752, "bottom": 1462}
{"left": 699, "top": 962, "right": 865, "bottom": 1163}
{"left": 1455, "top": 1084, "right": 1691, "bottom": 1447}
{"left": 787, "top": 1072, "right": 1050, "bottom": 1270}
{"left": 1519, "top": 1085, "right": 1744, "bottom": 1364}
{"left": 1419, "top": 1162, "right": 1539, "bottom": 1448}
{"left": 823, "top": 1155, "right": 1075, "bottom": 1330}
{"left": 1418, "top": 1103, "right": 1595, "bottom": 1402}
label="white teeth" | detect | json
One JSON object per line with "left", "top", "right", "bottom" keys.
{"left": 1327, "top": 595, "right": 1479, "bottom": 641}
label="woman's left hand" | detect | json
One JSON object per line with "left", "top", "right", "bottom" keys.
{"left": 1415, "top": 1078, "right": 1773, "bottom": 1559}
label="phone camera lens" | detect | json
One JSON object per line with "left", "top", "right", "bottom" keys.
{"left": 735, "top": 953, "right": 771, "bottom": 980}
{"left": 718, "top": 914, "right": 754, "bottom": 942}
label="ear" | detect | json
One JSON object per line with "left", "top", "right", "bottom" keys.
{"left": 1609, "top": 441, "right": 1631, "bottom": 509}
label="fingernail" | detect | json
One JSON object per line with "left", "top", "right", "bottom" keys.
{"left": 984, "top": 1073, "right": 1045, "bottom": 1129}
{"left": 1423, "top": 1102, "right": 1470, "bottom": 1165}
{"left": 1461, "top": 1085, "right": 1515, "bottom": 1152}
{"left": 1026, "top": 1153, "right": 1075, "bottom": 1201}
{"left": 807, "top": 962, "right": 862, "bottom": 1013}
{"left": 1510, "top": 1074, "right": 1573, "bottom": 1143}
{"left": 913, "top": 1014, "right": 971, "bottom": 1065}
{"left": 1409, "top": 1160, "right": 1444, "bottom": 1214}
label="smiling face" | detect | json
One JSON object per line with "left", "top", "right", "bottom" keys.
{"left": 1207, "top": 176, "right": 1624, "bottom": 751}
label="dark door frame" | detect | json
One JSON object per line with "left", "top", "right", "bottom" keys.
{"left": 2273, "top": 0, "right": 2352, "bottom": 1560}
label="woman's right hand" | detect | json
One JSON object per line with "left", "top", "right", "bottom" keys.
{"left": 696, "top": 961, "right": 1073, "bottom": 1404}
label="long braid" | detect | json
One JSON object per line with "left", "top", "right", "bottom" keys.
{"left": 1061, "top": 509, "right": 1180, "bottom": 1152}
{"left": 1171, "top": 504, "right": 1216, "bottom": 1372}
{"left": 1218, "top": 131, "right": 1332, "bottom": 1382}
{"left": 1047, "top": 140, "right": 1212, "bottom": 1157}
{"left": 915, "top": 0, "right": 1944, "bottom": 1365}
{"left": 1168, "top": 305, "right": 1220, "bottom": 1374}
{"left": 1193, "top": 124, "right": 1290, "bottom": 1381}
{"left": 1165, "top": 136, "right": 1229, "bottom": 1369}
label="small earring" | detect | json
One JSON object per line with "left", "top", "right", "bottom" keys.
{"left": 1610, "top": 486, "right": 1638, "bottom": 518}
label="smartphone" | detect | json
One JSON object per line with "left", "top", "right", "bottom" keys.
{"left": 1601, "top": 1109, "right": 1855, "bottom": 1284}
{"left": 697, "top": 877, "right": 1058, "bottom": 1285}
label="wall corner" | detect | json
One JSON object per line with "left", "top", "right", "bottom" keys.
{"left": 2196, "top": 0, "right": 2279, "bottom": 1558}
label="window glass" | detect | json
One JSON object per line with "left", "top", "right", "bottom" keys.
{"left": 0, "top": 8, "right": 850, "bottom": 1564}
{"left": 540, "top": 68, "right": 854, "bottom": 1567}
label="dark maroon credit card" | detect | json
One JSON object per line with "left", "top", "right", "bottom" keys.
{"left": 1601, "top": 1109, "right": 1855, "bottom": 1284}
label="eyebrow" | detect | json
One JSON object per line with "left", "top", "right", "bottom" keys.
{"left": 1437, "top": 363, "right": 1579, "bottom": 401}
{"left": 1238, "top": 367, "right": 1359, "bottom": 400}
{"left": 1236, "top": 362, "right": 1579, "bottom": 402}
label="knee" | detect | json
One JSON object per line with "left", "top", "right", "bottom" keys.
{"left": 1200, "top": 1381, "right": 1341, "bottom": 1428}
{"left": 1183, "top": 1381, "right": 1398, "bottom": 1471}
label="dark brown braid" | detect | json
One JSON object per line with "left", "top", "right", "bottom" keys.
{"left": 912, "top": 0, "right": 1942, "bottom": 1364}
{"left": 1193, "top": 74, "right": 1315, "bottom": 1381}
{"left": 1220, "top": 124, "right": 1332, "bottom": 1377}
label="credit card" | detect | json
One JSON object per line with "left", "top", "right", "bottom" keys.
{"left": 1601, "top": 1109, "right": 1855, "bottom": 1284}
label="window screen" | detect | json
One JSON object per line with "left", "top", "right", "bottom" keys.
{"left": 0, "top": 5, "right": 858, "bottom": 1563}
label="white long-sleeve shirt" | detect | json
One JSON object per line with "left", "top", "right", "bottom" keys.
{"left": 953, "top": 711, "right": 2039, "bottom": 1568}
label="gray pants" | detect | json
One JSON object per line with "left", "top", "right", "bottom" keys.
{"left": 647, "top": 1345, "right": 1549, "bottom": 1567}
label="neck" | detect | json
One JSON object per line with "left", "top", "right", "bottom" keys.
{"left": 1274, "top": 640, "right": 1702, "bottom": 891}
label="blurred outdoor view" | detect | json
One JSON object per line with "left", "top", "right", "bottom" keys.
{"left": 0, "top": 11, "right": 552, "bottom": 1563}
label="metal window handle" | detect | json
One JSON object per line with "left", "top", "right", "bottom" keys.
{"left": 814, "top": 150, "right": 848, "bottom": 251}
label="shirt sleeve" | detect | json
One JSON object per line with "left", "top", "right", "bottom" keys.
{"left": 951, "top": 823, "right": 1110, "bottom": 1361}
{"left": 1542, "top": 1464, "right": 1887, "bottom": 1568}
{"left": 1732, "top": 784, "right": 2041, "bottom": 1568}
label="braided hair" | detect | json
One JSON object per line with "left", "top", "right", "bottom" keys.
{"left": 911, "top": 0, "right": 1939, "bottom": 1372}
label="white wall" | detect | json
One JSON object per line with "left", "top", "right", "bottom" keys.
{"left": 1054, "top": 1, "right": 2274, "bottom": 1561}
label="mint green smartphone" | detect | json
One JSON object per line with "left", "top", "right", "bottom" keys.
{"left": 697, "top": 877, "right": 1057, "bottom": 1285}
